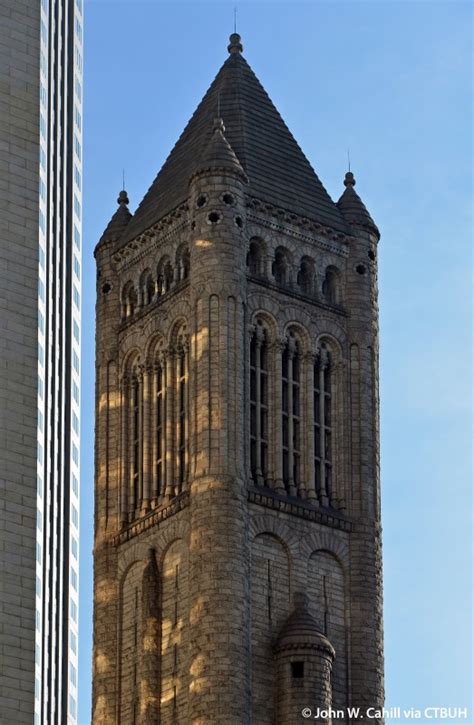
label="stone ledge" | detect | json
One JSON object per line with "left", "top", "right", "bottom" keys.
{"left": 248, "top": 488, "right": 353, "bottom": 532}
{"left": 112, "top": 491, "right": 189, "bottom": 546}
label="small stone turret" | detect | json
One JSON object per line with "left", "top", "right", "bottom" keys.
{"left": 275, "top": 592, "right": 335, "bottom": 724}
{"left": 186, "top": 115, "right": 251, "bottom": 721}
{"left": 338, "top": 170, "right": 384, "bottom": 717}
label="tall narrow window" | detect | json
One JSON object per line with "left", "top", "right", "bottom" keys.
{"left": 281, "top": 334, "right": 301, "bottom": 493}
{"left": 250, "top": 323, "right": 269, "bottom": 484}
{"left": 313, "top": 348, "right": 332, "bottom": 504}
{"left": 131, "top": 372, "right": 141, "bottom": 513}
{"left": 177, "top": 345, "right": 187, "bottom": 486}
{"left": 155, "top": 362, "right": 164, "bottom": 498}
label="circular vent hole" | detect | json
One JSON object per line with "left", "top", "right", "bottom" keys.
{"left": 356, "top": 264, "right": 367, "bottom": 275}
{"left": 222, "top": 193, "right": 235, "bottom": 206}
{"left": 196, "top": 194, "right": 207, "bottom": 208}
{"left": 208, "top": 212, "right": 221, "bottom": 224}
{"left": 102, "top": 282, "right": 111, "bottom": 294}
{"left": 234, "top": 216, "right": 243, "bottom": 228}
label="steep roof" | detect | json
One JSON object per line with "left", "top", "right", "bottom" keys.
{"left": 337, "top": 172, "right": 380, "bottom": 238}
{"left": 275, "top": 592, "right": 335, "bottom": 656}
{"left": 97, "top": 190, "right": 132, "bottom": 249}
{"left": 192, "top": 116, "right": 247, "bottom": 181}
{"left": 119, "top": 34, "right": 348, "bottom": 247}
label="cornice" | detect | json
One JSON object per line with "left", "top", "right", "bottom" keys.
{"left": 112, "top": 491, "right": 189, "bottom": 546}
{"left": 246, "top": 197, "right": 352, "bottom": 256}
{"left": 112, "top": 202, "right": 189, "bottom": 269}
{"left": 248, "top": 488, "right": 352, "bottom": 532}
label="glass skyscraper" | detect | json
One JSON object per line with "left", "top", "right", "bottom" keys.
{"left": 0, "top": 1, "right": 82, "bottom": 722}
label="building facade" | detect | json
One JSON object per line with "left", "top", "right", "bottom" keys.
{"left": 0, "top": 1, "right": 83, "bottom": 723}
{"left": 93, "top": 34, "right": 383, "bottom": 724}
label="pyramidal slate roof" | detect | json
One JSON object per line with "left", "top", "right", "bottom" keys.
{"left": 119, "top": 34, "right": 348, "bottom": 247}
{"left": 337, "top": 172, "right": 380, "bottom": 239}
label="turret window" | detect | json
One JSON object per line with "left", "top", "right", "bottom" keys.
{"left": 291, "top": 661, "right": 304, "bottom": 679}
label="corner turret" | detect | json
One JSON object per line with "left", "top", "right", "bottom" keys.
{"left": 275, "top": 593, "right": 335, "bottom": 724}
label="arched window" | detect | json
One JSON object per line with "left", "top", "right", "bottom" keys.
{"left": 122, "top": 282, "right": 137, "bottom": 319}
{"left": 247, "top": 239, "right": 264, "bottom": 277}
{"left": 322, "top": 266, "right": 341, "bottom": 305}
{"left": 313, "top": 346, "right": 332, "bottom": 504}
{"left": 157, "top": 256, "right": 174, "bottom": 296}
{"left": 297, "top": 256, "right": 314, "bottom": 295}
{"left": 176, "top": 245, "right": 190, "bottom": 282}
{"left": 281, "top": 332, "right": 301, "bottom": 492}
{"left": 139, "top": 270, "right": 154, "bottom": 307}
{"left": 250, "top": 321, "right": 269, "bottom": 484}
{"left": 274, "top": 247, "right": 291, "bottom": 287}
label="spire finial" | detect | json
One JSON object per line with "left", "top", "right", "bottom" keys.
{"left": 344, "top": 171, "right": 356, "bottom": 188}
{"left": 228, "top": 32, "right": 243, "bottom": 54}
{"left": 117, "top": 189, "right": 129, "bottom": 206}
{"left": 213, "top": 116, "right": 225, "bottom": 133}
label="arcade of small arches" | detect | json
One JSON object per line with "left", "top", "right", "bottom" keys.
{"left": 121, "top": 244, "right": 190, "bottom": 320}
{"left": 120, "top": 238, "right": 343, "bottom": 322}
{"left": 247, "top": 237, "right": 343, "bottom": 305}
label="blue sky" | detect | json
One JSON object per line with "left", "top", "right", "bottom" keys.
{"left": 79, "top": 1, "right": 472, "bottom": 723}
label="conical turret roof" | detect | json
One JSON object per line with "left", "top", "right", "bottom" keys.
{"left": 275, "top": 593, "right": 335, "bottom": 657}
{"left": 119, "top": 34, "right": 348, "bottom": 247}
{"left": 192, "top": 116, "right": 247, "bottom": 181}
{"left": 337, "top": 172, "right": 379, "bottom": 238}
{"left": 97, "top": 190, "right": 133, "bottom": 248}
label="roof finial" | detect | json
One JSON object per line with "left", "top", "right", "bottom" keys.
{"left": 234, "top": 6, "right": 237, "bottom": 33}
{"left": 213, "top": 116, "right": 225, "bottom": 133}
{"left": 344, "top": 171, "right": 356, "bottom": 188}
{"left": 347, "top": 148, "right": 351, "bottom": 173}
{"left": 228, "top": 32, "right": 243, "bottom": 54}
{"left": 117, "top": 188, "right": 129, "bottom": 206}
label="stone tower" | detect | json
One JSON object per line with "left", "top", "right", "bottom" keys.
{"left": 93, "top": 34, "right": 384, "bottom": 725}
